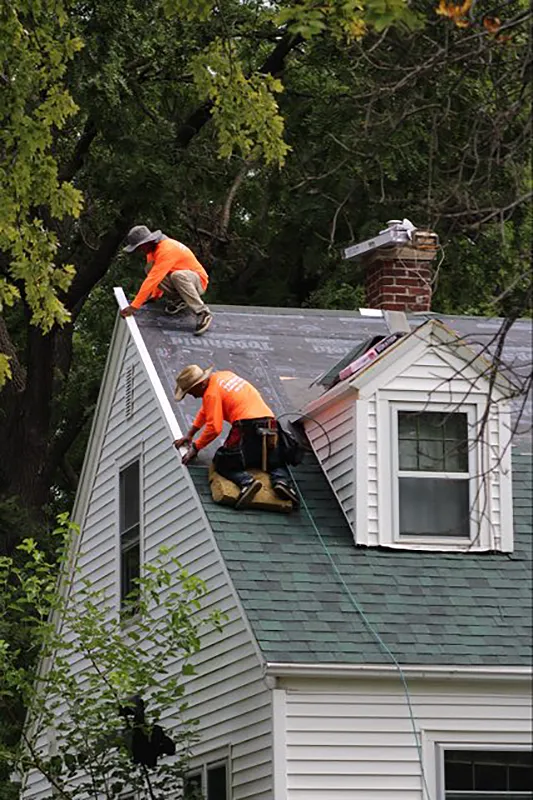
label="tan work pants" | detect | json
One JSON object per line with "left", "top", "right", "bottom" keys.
{"left": 146, "top": 266, "right": 209, "bottom": 315}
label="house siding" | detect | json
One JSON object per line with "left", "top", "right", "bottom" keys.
{"left": 377, "top": 347, "right": 511, "bottom": 550}
{"left": 305, "top": 400, "right": 355, "bottom": 526}
{"left": 282, "top": 677, "right": 532, "bottom": 800}
{"left": 307, "top": 341, "right": 512, "bottom": 551}
{"left": 22, "top": 333, "right": 272, "bottom": 800}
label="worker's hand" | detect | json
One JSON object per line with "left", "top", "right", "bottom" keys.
{"left": 174, "top": 436, "right": 191, "bottom": 449}
{"left": 120, "top": 306, "right": 136, "bottom": 318}
{"left": 181, "top": 444, "right": 198, "bottom": 465}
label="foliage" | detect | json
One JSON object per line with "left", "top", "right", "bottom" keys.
{"left": 205, "top": 0, "right": 531, "bottom": 311}
{"left": 192, "top": 42, "right": 290, "bottom": 165}
{"left": 433, "top": 212, "right": 532, "bottom": 317}
{"left": 0, "top": 0, "right": 530, "bottom": 517}
{"left": 0, "top": 0, "right": 83, "bottom": 385}
{"left": 277, "top": 0, "right": 420, "bottom": 39}
{"left": 0, "top": 515, "right": 224, "bottom": 799}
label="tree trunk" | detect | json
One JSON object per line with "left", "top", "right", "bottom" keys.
{"left": 0, "top": 327, "right": 57, "bottom": 511}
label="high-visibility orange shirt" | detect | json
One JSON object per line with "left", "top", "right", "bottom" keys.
{"left": 193, "top": 371, "right": 274, "bottom": 451}
{"left": 131, "top": 238, "right": 209, "bottom": 309}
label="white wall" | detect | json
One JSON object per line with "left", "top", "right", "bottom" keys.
{"left": 306, "top": 336, "right": 513, "bottom": 552}
{"left": 22, "top": 331, "right": 273, "bottom": 800}
{"left": 305, "top": 400, "right": 355, "bottom": 527}
{"left": 280, "top": 676, "right": 532, "bottom": 800}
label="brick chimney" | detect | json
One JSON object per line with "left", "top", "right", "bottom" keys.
{"left": 363, "top": 240, "right": 437, "bottom": 312}
{"left": 342, "top": 220, "right": 438, "bottom": 312}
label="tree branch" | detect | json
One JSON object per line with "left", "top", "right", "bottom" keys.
{"left": 58, "top": 119, "right": 97, "bottom": 184}
{"left": 64, "top": 208, "right": 136, "bottom": 314}
{"left": 175, "top": 31, "right": 303, "bottom": 151}
{"left": 219, "top": 160, "right": 251, "bottom": 239}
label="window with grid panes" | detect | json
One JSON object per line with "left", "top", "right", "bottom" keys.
{"left": 397, "top": 411, "right": 470, "bottom": 537}
{"left": 444, "top": 749, "right": 533, "bottom": 798}
{"left": 184, "top": 762, "right": 228, "bottom": 800}
{"left": 119, "top": 460, "right": 140, "bottom": 609}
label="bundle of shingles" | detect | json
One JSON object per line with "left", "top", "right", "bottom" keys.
{"left": 208, "top": 465, "right": 292, "bottom": 513}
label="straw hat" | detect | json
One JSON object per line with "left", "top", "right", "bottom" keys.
{"left": 174, "top": 365, "right": 213, "bottom": 401}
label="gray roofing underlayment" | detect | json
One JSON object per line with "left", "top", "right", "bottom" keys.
{"left": 136, "top": 304, "right": 532, "bottom": 666}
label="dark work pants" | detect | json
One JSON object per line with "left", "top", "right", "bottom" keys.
{"left": 213, "top": 419, "right": 292, "bottom": 489}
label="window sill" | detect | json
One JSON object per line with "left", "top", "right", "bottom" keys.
{"left": 383, "top": 536, "right": 492, "bottom": 553}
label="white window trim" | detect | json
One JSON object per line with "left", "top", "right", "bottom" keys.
{"left": 422, "top": 728, "right": 533, "bottom": 800}
{"left": 115, "top": 445, "right": 144, "bottom": 616}
{"left": 434, "top": 737, "right": 532, "bottom": 799}
{"left": 376, "top": 393, "right": 500, "bottom": 552}
{"left": 185, "top": 746, "right": 231, "bottom": 800}
{"left": 391, "top": 402, "right": 479, "bottom": 548}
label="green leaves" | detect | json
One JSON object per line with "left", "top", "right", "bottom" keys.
{"left": 0, "top": 0, "right": 83, "bottom": 384}
{"left": 161, "top": 0, "right": 216, "bottom": 21}
{"left": 276, "top": 0, "right": 420, "bottom": 41}
{"left": 0, "top": 529, "right": 222, "bottom": 798}
{"left": 193, "top": 42, "right": 291, "bottom": 165}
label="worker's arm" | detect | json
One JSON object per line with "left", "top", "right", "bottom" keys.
{"left": 130, "top": 266, "right": 166, "bottom": 309}
{"left": 192, "top": 391, "right": 224, "bottom": 451}
{"left": 120, "top": 306, "right": 136, "bottom": 317}
{"left": 174, "top": 424, "right": 201, "bottom": 450}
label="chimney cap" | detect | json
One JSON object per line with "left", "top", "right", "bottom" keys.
{"left": 342, "top": 218, "right": 437, "bottom": 261}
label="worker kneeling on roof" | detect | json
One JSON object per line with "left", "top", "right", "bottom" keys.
{"left": 174, "top": 365, "right": 299, "bottom": 509}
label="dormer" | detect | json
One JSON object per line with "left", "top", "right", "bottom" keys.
{"left": 303, "top": 224, "right": 516, "bottom": 553}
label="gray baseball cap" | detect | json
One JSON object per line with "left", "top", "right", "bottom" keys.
{"left": 123, "top": 225, "right": 163, "bottom": 253}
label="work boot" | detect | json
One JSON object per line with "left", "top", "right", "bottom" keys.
{"left": 272, "top": 481, "right": 300, "bottom": 508}
{"left": 165, "top": 300, "right": 187, "bottom": 315}
{"left": 234, "top": 479, "right": 262, "bottom": 509}
{"left": 194, "top": 311, "right": 213, "bottom": 336}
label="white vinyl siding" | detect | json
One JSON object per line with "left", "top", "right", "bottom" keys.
{"left": 282, "top": 678, "right": 532, "bottom": 800}
{"left": 306, "top": 334, "right": 513, "bottom": 553}
{"left": 375, "top": 347, "right": 512, "bottom": 551}
{"left": 22, "top": 333, "right": 272, "bottom": 800}
{"left": 305, "top": 400, "right": 355, "bottom": 526}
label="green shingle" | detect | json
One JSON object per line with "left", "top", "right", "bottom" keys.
{"left": 189, "top": 451, "right": 532, "bottom": 667}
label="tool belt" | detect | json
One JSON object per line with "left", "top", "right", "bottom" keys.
{"left": 215, "top": 417, "right": 279, "bottom": 473}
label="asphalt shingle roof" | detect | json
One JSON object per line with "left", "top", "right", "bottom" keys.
{"left": 135, "top": 304, "right": 532, "bottom": 667}
{"left": 190, "top": 452, "right": 532, "bottom": 666}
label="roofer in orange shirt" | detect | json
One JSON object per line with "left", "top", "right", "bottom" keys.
{"left": 120, "top": 225, "right": 213, "bottom": 336}
{"left": 174, "top": 365, "right": 299, "bottom": 509}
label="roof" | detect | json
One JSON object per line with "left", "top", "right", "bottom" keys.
{"left": 190, "top": 454, "right": 531, "bottom": 666}
{"left": 135, "top": 303, "right": 532, "bottom": 666}
{"left": 137, "top": 304, "right": 532, "bottom": 450}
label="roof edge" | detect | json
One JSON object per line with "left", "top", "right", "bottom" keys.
{"left": 113, "top": 288, "right": 269, "bottom": 672}
{"left": 265, "top": 661, "right": 532, "bottom": 682}
{"left": 114, "top": 287, "right": 184, "bottom": 442}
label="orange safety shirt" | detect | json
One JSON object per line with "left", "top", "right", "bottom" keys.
{"left": 193, "top": 371, "right": 274, "bottom": 451}
{"left": 131, "top": 238, "right": 209, "bottom": 309}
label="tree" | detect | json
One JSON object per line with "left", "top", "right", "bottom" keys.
{"left": 0, "top": 0, "right": 420, "bottom": 520}
{"left": 0, "top": 1, "right": 83, "bottom": 378}
{"left": 0, "top": 0, "right": 83, "bottom": 515}
{"left": 209, "top": 0, "right": 531, "bottom": 310}
{"left": 0, "top": 516, "right": 223, "bottom": 799}
{"left": 0, "top": 0, "right": 530, "bottom": 524}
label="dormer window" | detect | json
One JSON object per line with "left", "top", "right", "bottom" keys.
{"left": 303, "top": 318, "right": 514, "bottom": 553}
{"left": 396, "top": 410, "right": 470, "bottom": 538}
